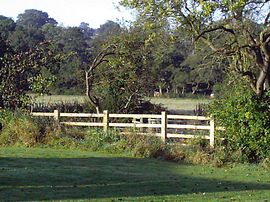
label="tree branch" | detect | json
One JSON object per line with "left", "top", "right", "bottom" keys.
{"left": 87, "top": 44, "right": 116, "bottom": 73}
{"left": 195, "top": 26, "right": 235, "bottom": 41}
{"left": 242, "top": 71, "right": 257, "bottom": 91}
{"left": 264, "top": 9, "right": 270, "bottom": 25}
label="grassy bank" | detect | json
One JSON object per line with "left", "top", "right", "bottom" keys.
{"left": 0, "top": 147, "right": 269, "bottom": 201}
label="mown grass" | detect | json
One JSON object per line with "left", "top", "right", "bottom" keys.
{"left": 0, "top": 147, "right": 269, "bottom": 201}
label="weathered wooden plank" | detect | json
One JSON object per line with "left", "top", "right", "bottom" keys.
{"left": 32, "top": 110, "right": 217, "bottom": 147}
{"left": 167, "top": 115, "right": 210, "bottom": 120}
{"left": 109, "top": 114, "right": 161, "bottom": 119}
{"left": 210, "top": 119, "right": 215, "bottom": 147}
{"left": 32, "top": 112, "right": 55, "bottom": 117}
{"left": 103, "top": 110, "right": 109, "bottom": 131}
{"left": 60, "top": 113, "right": 103, "bottom": 118}
{"left": 60, "top": 122, "right": 103, "bottom": 126}
{"left": 167, "top": 124, "right": 211, "bottom": 130}
{"left": 109, "top": 123, "right": 161, "bottom": 128}
{"left": 161, "top": 111, "right": 167, "bottom": 142}
{"left": 167, "top": 134, "right": 210, "bottom": 139}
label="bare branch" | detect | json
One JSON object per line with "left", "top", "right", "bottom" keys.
{"left": 87, "top": 44, "right": 116, "bottom": 73}
{"left": 123, "top": 89, "right": 139, "bottom": 110}
{"left": 264, "top": 11, "right": 270, "bottom": 25}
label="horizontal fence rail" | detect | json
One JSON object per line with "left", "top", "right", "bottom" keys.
{"left": 31, "top": 110, "right": 217, "bottom": 147}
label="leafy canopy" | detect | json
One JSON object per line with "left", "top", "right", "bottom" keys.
{"left": 121, "top": 0, "right": 270, "bottom": 96}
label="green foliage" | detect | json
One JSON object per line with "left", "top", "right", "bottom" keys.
{"left": 208, "top": 82, "right": 270, "bottom": 162}
{"left": 28, "top": 74, "right": 56, "bottom": 94}
{"left": 4, "top": 108, "right": 270, "bottom": 165}
{"left": 92, "top": 27, "right": 158, "bottom": 113}
{"left": 8, "top": 26, "right": 45, "bottom": 51}
{"left": 0, "top": 39, "right": 60, "bottom": 110}
{"left": 121, "top": 0, "right": 269, "bottom": 97}
{"left": 82, "top": 129, "right": 121, "bottom": 151}
{"left": 16, "top": 9, "right": 57, "bottom": 29}
{"left": 0, "top": 110, "right": 39, "bottom": 146}
{"left": 115, "top": 132, "right": 164, "bottom": 157}
{"left": 0, "top": 110, "right": 63, "bottom": 147}
{"left": 0, "top": 15, "right": 16, "bottom": 40}
{"left": 79, "top": 129, "right": 164, "bottom": 158}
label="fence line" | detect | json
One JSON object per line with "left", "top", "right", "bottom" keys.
{"left": 31, "top": 110, "right": 216, "bottom": 147}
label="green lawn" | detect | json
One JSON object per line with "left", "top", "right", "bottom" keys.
{"left": 0, "top": 147, "right": 269, "bottom": 201}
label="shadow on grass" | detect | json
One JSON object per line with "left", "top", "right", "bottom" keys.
{"left": 0, "top": 156, "right": 269, "bottom": 201}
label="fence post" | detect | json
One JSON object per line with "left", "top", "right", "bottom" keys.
{"left": 161, "top": 111, "right": 167, "bottom": 142}
{"left": 210, "top": 119, "right": 215, "bottom": 147}
{"left": 103, "top": 110, "right": 109, "bottom": 132}
{"left": 53, "top": 109, "right": 60, "bottom": 122}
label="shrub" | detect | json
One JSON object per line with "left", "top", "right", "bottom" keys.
{"left": 81, "top": 128, "right": 165, "bottom": 157}
{"left": 82, "top": 129, "right": 121, "bottom": 151}
{"left": 32, "top": 116, "right": 62, "bottom": 145}
{"left": 208, "top": 82, "right": 270, "bottom": 162}
{"left": 0, "top": 110, "right": 64, "bottom": 147}
{"left": 0, "top": 110, "right": 39, "bottom": 146}
{"left": 128, "top": 133, "right": 164, "bottom": 157}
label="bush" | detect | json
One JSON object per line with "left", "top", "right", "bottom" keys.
{"left": 122, "top": 132, "right": 164, "bottom": 157}
{"left": 208, "top": 82, "right": 270, "bottom": 162}
{"left": 32, "top": 116, "right": 62, "bottom": 145}
{"left": 0, "top": 110, "right": 64, "bottom": 147}
{"left": 82, "top": 129, "right": 121, "bottom": 151}
{"left": 82, "top": 129, "right": 164, "bottom": 157}
{"left": 0, "top": 110, "right": 39, "bottom": 146}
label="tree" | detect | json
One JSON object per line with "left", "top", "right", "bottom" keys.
{"left": 85, "top": 45, "right": 116, "bottom": 113}
{"left": 97, "top": 29, "right": 156, "bottom": 113}
{"left": 79, "top": 22, "right": 95, "bottom": 46}
{"left": 85, "top": 27, "right": 156, "bottom": 113}
{"left": 0, "top": 39, "right": 59, "bottom": 110}
{"left": 0, "top": 15, "right": 16, "bottom": 40}
{"left": 54, "top": 27, "right": 90, "bottom": 94}
{"left": 120, "top": 0, "right": 270, "bottom": 96}
{"left": 16, "top": 9, "right": 57, "bottom": 28}
{"left": 8, "top": 26, "right": 45, "bottom": 51}
{"left": 96, "top": 20, "right": 122, "bottom": 36}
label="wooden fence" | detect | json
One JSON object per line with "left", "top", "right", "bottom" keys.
{"left": 31, "top": 110, "right": 216, "bottom": 147}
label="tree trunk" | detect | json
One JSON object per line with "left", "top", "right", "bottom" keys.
{"left": 181, "top": 86, "right": 185, "bottom": 95}
{"left": 85, "top": 71, "right": 100, "bottom": 113}
{"left": 166, "top": 86, "right": 169, "bottom": 94}
{"left": 256, "top": 66, "right": 269, "bottom": 96}
{"left": 159, "top": 85, "right": 163, "bottom": 95}
{"left": 85, "top": 71, "right": 89, "bottom": 98}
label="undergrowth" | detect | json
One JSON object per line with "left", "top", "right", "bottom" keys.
{"left": 1, "top": 110, "right": 268, "bottom": 167}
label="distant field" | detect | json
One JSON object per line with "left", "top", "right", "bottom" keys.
{"left": 32, "top": 95, "right": 87, "bottom": 104}
{"left": 32, "top": 95, "right": 210, "bottom": 112}
{"left": 149, "top": 97, "right": 210, "bottom": 111}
